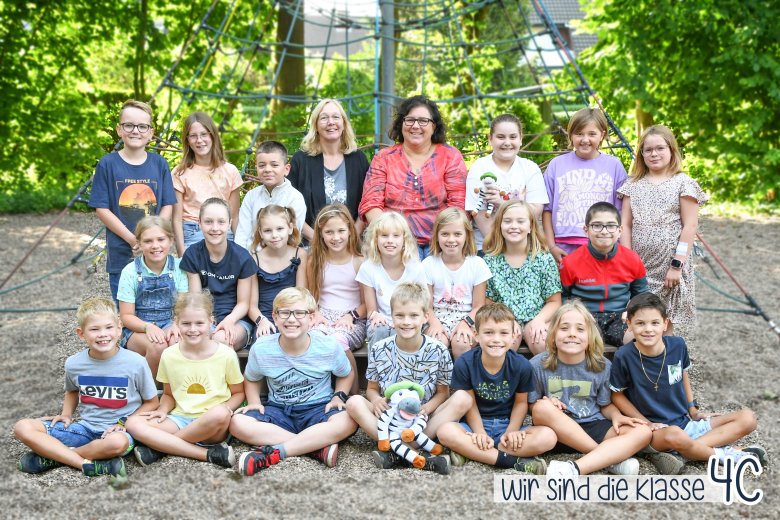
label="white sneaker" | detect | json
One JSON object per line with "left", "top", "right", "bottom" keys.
{"left": 547, "top": 460, "right": 578, "bottom": 477}
{"left": 606, "top": 457, "right": 639, "bottom": 475}
{"left": 717, "top": 445, "right": 767, "bottom": 465}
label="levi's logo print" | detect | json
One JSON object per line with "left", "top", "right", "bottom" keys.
{"left": 117, "top": 181, "right": 159, "bottom": 230}
{"left": 79, "top": 376, "right": 129, "bottom": 409}
{"left": 667, "top": 361, "right": 682, "bottom": 385}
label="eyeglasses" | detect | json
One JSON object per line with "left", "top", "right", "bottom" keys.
{"left": 403, "top": 117, "right": 434, "bottom": 128}
{"left": 275, "top": 309, "right": 312, "bottom": 319}
{"left": 588, "top": 223, "right": 620, "bottom": 233}
{"left": 188, "top": 132, "right": 211, "bottom": 142}
{"left": 642, "top": 145, "right": 669, "bottom": 155}
{"left": 120, "top": 123, "right": 152, "bottom": 134}
{"left": 318, "top": 115, "right": 342, "bottom": 123}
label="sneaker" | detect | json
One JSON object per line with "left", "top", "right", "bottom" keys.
{"left": 646, "top": 451, "right": 685, "bottom": 475}
{"left": 372, "top": 450, "right": 402, "bottom": 469}
{"left": 238, "top": 446, "right": 282, "bottom": 476}
{"left": 421, "top": 454, "right": 451, "bottom": 475}
{"left": 606, "top": 457, "right": 639, "bottom": 475}
{"left": 513, "top": 456, "right": 547, "bottom": 475}
{"left": 309, "top": 443, "right": 339, "bottom": 468}
{"left": 82, "top": 457, "right": 126, "bottom": 477}
{"left": 449, "top": 451, "right": 469, "bottom": 467}
{"left": 547, "top": 460, "right": 578, "bottom": 477}
{"left": 134, "top": 443, "right": 165, "bottom": 467}
{"left": 18, "top": 452, "right": 62, "bottom": 474}
{"left": 206, "top": 444, "right": 235, "bottom": 469}
{"left": 742, "top": 445, "right": 768, "bottom": 466}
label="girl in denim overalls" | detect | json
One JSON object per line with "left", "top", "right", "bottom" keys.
{"left": 118, "top": 216, "right": 189, "bottom": 377}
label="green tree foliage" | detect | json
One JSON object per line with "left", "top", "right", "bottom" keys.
{"left": 578, "top": 0, "right": 780, "bottom": 205}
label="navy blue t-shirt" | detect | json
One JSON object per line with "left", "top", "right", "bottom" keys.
{"left": 609, "top": 336, "right": 692, "bottom": 428}
{"left": 180, "top": 240, "right": 257, "bottom": 322}
{"left": 451, "top": 347, "right": 534, "bottom": 419}
{"left": 89, "top": 152, "right": 176, "bottom": 273}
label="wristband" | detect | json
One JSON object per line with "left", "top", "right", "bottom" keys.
{"left": 333, "top": 391, "right": 348, "bottom": 403}
{"left": 670, "top": 258, "right": 683, "bottom": 270}
{"left": 687, "top": 400, "right": 699, "bottom": 410}
{"left": 349, "top": 309, "right": 360, "bottom": 320}
{"left": 675, "top": 241, "right": 689, "bottom": 256}
{"left": 462, "top": 315, "right": 475, "bottom": 327}
{"left": 143, "top": 323, "right": 150, "bottom": 333}
{"left": 255, "top": 315, "right": 266, "bottom": 327}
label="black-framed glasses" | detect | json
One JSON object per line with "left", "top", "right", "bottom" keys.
{"left": 403, "top": 117, "right": 434, "bottom": 128}
{"left": 188, "top": 132, "right": 211, "bottom": 142}
{"left": 275, "top": 309, "right": 312, "bottom": 319}
{"left": 642, "top": 145, "right": 669, "bottom": 155}
{"left": 120, "top": 123, "right": 152, "bottom": 134}
{"left": 588, "top": 223, "right": 619, "bottom": 233}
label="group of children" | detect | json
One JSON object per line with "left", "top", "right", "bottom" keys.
{"left": 13, "top": 100, "right": 764, "bottom": 479}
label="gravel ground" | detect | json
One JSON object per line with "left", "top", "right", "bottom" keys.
{"left": 0, "top": 212, "right": 776, "bottom": 519}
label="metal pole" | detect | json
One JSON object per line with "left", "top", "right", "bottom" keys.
{"left": 379, "top": 0, "right": 395, "bottom": 145}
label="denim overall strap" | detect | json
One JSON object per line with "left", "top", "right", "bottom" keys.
{"left": 134, "top": 255, "right": 177, "bottom": 324}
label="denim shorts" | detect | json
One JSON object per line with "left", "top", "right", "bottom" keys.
{"left": 460, "top": 417, "right": 514, "bottom": 446}
{"left": 549, "top": 418, "right": 614, "bottom": 454}
{"left": 211, "top": 319, "right": 254, "bottom": 349}
{"left": 183, "top": 221, "right": 234, "bottom": 249}
{"left": 120, "top": 318, "right": 174, "bottom": 349}
{"left": 43, "top": 420, "right": 134, "bottom": 455}
{"left": 683, "top": 417, "right": 712, "bottom": 440}
{"left": 244, "top": 400, "right": 343, "bottom": 434}
{"left": 167, "top": 414, "right": 198, "bottom": 430}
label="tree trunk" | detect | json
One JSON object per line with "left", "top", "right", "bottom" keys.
{"left": 272, "top": 0, "right": 305, "bottom": 127}
{"left": 635, "top": 100, "right": 653, "bottom": 137}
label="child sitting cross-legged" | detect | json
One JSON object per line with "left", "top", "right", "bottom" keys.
{"left": 14, "top": 297, "right": 159, "bottom": 477}
{"left": 230, "top": 287, "right": 358, "bottom": 475}
{"left": 437, "top": 303, "right": 556, "bottom": 473}
{"left": 345, "top": 282, "right": 472, "bottom": 475}
{"left": 610, "top": 292, "right": 767, "bottom": 474}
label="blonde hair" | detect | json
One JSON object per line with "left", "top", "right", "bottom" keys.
{"left": 430, "top": 207, "right": 476, "bottom": 257}
{"left": 273, "top": 287, "right": 317, "bottom": 313}
{"left": 630, "top": 124, "right": 683, "bottom": 181}
{"left": 120, "top": 99, "right": 153, "bottom": 121}
{"left": 483, "top": 200, "right": 548, "bottom": 258}
{"left": 567, "top": 108, "right": 607, "bottom": 149}
{"left": 252, "top": 205, "right": 301, "bottom": 251}
{"left": 134, "top": 215, "right": 174, "bottom": 242}
{"left": 543, "top": 301, "right": 605, "bottom": 372}
{"left": 199, "top": 197, "right": 231, "bottom": 221}
{"left": 307, "top": 204, "right": 361, "bottom": 301}
{"left": 174, "top": 111, "right": 226, "bottom": 173}
{"left": 362, "top": 212, "right": 418, "bottom": 265}
{"left": 300, "top": 99, "right": 358, "bottom": 155}
{"left": 474, "top": 302, "right": 516, "bottom": 331}
{"left": 389, "top": 282, "right": 430, "bottom": 314}
{"left": 174, "top": 292, "right": 214, "bottom": 320}
{"left": 77, "top": 297, "right": 118, "bottom": 329}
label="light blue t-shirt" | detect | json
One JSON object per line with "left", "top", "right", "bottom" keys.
{"left": 117, "top": 255, "right": 189, "bottom": 303}
{"left": 245, "top": 333, "right": 351, "bottom": 405}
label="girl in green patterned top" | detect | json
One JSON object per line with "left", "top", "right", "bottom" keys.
{"left": 483, "top": 200, "right": 561, "bottom": 354}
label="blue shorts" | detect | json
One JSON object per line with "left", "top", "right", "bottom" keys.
{"left": 244, "top": 400, "right": 343, "bottom": 434}
{"left": 167, "top": 414, "right": 198, "bottom": 430}
{"left": 549, "top": 418, "right": 614, "bottom": 454}
{"left": 43, "top": 420, "right": 134, "bottom": 456}
{"left": 683, "top": 418, "right": 712, "bottom": 440}
{"left": 119, "top": 318, "right": 174, "bottom": 349}
{"left": 211, "top": 319, "right": 254, "bottom": 349}
{"left": 460, "top": 417, "right": 518, "bottom": 446}
{"left": 183, "top": 221, "right": 234, "bottom": 249}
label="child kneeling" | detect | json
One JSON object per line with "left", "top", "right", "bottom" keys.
{"left": 14, "top": 297, "right": 159, "bottom": 477}
{"left": 611, "top": 293, "right": 766, "bottom": 474}
{"left": 230, "top": 288, "right": 358, "bottom": 475}
{"left": 125, "top": 292, "right": 244, "bottom": 468}
{"left": 437, "top": 303, "right": 556, "bottom": 473}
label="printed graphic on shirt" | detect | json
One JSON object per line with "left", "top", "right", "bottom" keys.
{"left": 667, "top": 361, "right": 682, "bottom": 385}
{"left": 183, "top": 375, "right": 209, "bottom": 395}
{"left": 475, "top": 379, "right": 510, "bottom": 403}
{"left": 324, "top": 175, "right": 346, "bottom": 205}
{"left": 79, "top": 376, "right": 129, "bottom": 409}
{"left": 273, "top": 368, "right": 329, "bottom": 403}
{"left": 117, "top": 182, "right": 159, "bottom": 226}
{"left": 436, "top": 284, "right": 470, "bottom": 310}
{"left": 554, "top": 169, "right": 616, "bottom": 227}
{"left": 547, "top": 376, "right": 596, "bottom": 419}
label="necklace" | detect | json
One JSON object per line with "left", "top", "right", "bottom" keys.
{"left": 637, "top": 346, "right": 666, "bottom": 391}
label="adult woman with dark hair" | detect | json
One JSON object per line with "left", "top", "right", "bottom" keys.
{"left": 359, "top": 95, "right": 467, "bottom": 259}
{"left": 288, "top": 98, "right": 370, "bottom": 242}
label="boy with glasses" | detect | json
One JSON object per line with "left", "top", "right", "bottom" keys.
{"left": 230, "top": 287, "right": 358, "bottom": 475}
{"left": 89, "top": 100, "right": 176, "bottom": 303}
{"left": 559, "top": 202, "right": 649, "bottom": 346}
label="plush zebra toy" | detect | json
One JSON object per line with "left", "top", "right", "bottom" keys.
{"left": 377, "top": 381, "right": 443, "bottom": 468}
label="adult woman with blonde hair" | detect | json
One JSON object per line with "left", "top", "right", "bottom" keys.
{"left": 289, "top": 99, "right": 370, "bottom": 242}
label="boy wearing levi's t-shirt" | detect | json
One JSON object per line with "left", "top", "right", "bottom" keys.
{"left": 14, "top": 298, "right": 158, "bottom": 477}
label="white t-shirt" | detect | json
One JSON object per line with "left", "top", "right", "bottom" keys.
{"left": 422, "top": 255, "right": 492, "bottom": 313}
{"left": 355, "top": 260, "right": 427, "bottom": 318}
{"left": 466, "top": 154, "right": 549, "bottom": 249}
